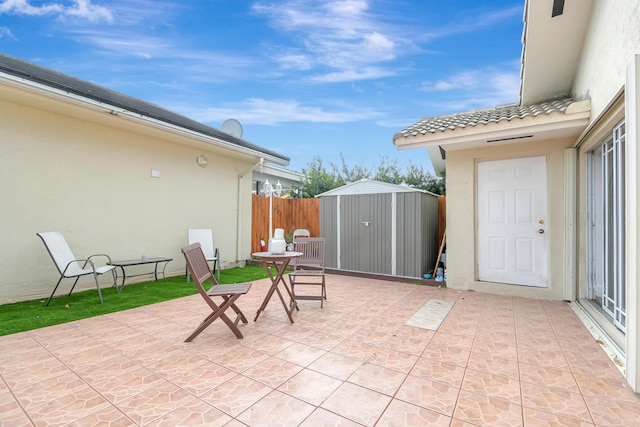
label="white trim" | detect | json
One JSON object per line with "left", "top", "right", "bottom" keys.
{"left": 336, "top": 195, "right": 341, "bottom": 269}
{"left": 569, "top": 302, "right": 625, "bottom": 377}
{"left": 391, "top": 193, "right": 397, "bottom": 275}
{"left": 564, "top": 148, "right": 577, "bottom": 301}
{"left": 625, "top": 54, "right": 639, "bottom": 392}
{"left": 254, "top": 164, "right": 304, "bottom": 181}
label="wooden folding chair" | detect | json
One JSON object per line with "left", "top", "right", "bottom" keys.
{"left": 288, "top": 237, "right": 327, "bottom": 308}
{"left": 181, "top": 243, "right": 252, "bottom": 340}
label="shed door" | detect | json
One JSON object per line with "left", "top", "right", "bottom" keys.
{"left": 340, "top": 194, "right": 391, "bottom": 274}
{"left": 477, "top": 156, "right": 548, "bottom": 287}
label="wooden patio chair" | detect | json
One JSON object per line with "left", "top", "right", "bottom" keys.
{"left": 37, "top": 231, "right": 116, "bottom": 306}
{"left": 288, "top": 237, "right": 327, "bottom": 308}
{"left": 181, "top": 242, "right": 252, "bottom": 340}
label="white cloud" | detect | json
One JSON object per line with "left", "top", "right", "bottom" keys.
{"left": 71, "top": 30, "right": 172, "bottom": 59}
{"left": 0, "top": 0, "right": 113, "bottom": 22}
{"left": 417, "top": 6, "right": 523, "bottom": 43}
{"left": 325, "top": 0, "right": 368, "bottom": 16}
{"left": 0, "top": 0, "right": 63, "bottom": 15}
{"left": 177, "top": 98, "right": 380, "bottom": 126}
{"left": 0, "top": 26, "right": 17, "bottom": 39}
{"left": 422, "top": 64, "right": 520, "bottom": 95}
{"left": 252, "top": 0, "right": 404, "bottom": 82}
{"left": 420, "top": 63, "right": 520, "bottom": 108}
{"left": 65, "top": 28, "right": 259, "bottom": 83}
{"left": 310, "top": 67, "right": 396, "bottom": 83}
{"left": 65, "top": 0, "right": 113, "bottom": 23}
{"left": 252, "top": 1, "right": 522, "bottom": 84}
{"left": 275, "top": 51, "right": 313, "bottom": 71}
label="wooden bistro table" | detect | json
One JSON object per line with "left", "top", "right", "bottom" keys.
{"left": 252, "top": 251, "right": 303, "bottom": 323}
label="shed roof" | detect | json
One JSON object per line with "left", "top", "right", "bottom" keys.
{"left": 0, "top": 53, "right": 289, "bottom": 165}
{"left": 317, "top": 179, "right": 436, "bottom": 197}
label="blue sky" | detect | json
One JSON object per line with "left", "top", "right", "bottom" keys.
{"left": 0, "top": 0, "right": 524, "bottom": 173}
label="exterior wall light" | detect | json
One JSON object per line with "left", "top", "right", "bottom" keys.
{"left": 197, "top": 155, "right": 208, "bottom": 167}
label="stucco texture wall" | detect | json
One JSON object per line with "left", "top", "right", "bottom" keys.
{"left": 0, "top": 86, "right": 255, "bottom": 303}
{"left": 572, "top": 0, "right": 640, "bottom": 120}
{"left": 444, "top": 137, "right": 575, "bottom": 300}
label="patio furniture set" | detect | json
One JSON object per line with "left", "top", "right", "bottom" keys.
{"left": 37, "top": 231, "right": 174, "bottom": 306}
{"left": 183, "top": 233, "right": 326, "bottom": 340}
{"left": 37, "top": 229, "right": 326, "bottom": 342}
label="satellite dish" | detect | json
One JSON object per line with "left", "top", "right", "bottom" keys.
{"left": 221, "top": 118, "right": 243, "bottom": 138}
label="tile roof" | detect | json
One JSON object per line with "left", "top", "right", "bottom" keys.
{"left": 0, "top": 53, "right": 289, "bottom": 164}
{"left": 394, "top": 97, "right": 575, "bottom": 140}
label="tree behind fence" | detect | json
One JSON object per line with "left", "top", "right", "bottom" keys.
{"left": 251, "top": 194, "right": 320, "bottom": 254}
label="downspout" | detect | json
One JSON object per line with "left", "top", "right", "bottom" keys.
{"left": 236, "top": 157, "right": 264, "bottom": 261}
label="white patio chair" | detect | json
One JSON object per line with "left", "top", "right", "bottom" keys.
{"left": 187, "top": 228, "right": 220, "bottom": 281}
{"left": 37, "top": 231, "right": 116, "bottom": 306}
{"left": 292, "top": 228, "right": 311, "bottom": 241}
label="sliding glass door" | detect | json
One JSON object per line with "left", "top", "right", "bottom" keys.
{"left": 588, "top": 120, "right": 626, "bottom": 332}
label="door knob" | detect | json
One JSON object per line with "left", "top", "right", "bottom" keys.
{"left": 538, "top": 229, "right": 545, "bottom": 234}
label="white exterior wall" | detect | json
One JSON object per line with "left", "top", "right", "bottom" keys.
{"left": 571, "top": 0, "right": 640, "bottom": 392}
{"left": 572, "top": 0, "right": 640, "bottom": 120}
{"left": 0, "top": 84, "right": 256, "bottom": 304}
{"left": 445, "top": 137, "right": 574, "bottom": 300}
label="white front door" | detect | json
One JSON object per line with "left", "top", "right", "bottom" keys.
{"left": 477, "top": 156, "right": 548, "bottom": 287}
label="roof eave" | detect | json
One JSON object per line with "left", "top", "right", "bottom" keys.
{"left": 0, "top": 71, "right": 289, "bottom": 167}
{"left": 519, "top": 0, "right": 594, "bottom": 104}
{"left": 394, "top": 100, "right": 590, "bottom": 151}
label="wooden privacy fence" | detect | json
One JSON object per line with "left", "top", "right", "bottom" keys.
{"left": 438, "top": 196, "right": 446, "bottom": 249}
{"left": 251, "top": 195, "right": 320, "bottom": 254}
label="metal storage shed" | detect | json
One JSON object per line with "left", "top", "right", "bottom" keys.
{"left": 317, "top": 179, "right": 440, "bottom": 279}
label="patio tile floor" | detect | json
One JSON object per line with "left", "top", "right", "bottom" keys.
{"left": 1, "top": 274, "right": 639, "bottom": 426}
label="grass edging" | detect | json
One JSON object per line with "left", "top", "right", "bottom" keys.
{"left": 0, "top": 265, "right": 272, "bottom": 337}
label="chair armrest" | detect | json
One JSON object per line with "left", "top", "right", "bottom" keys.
{"left": 79, "top": 254, "right": 111, "bottom": 271}
{"left": 86, "top": 253, "right": 113, "bottom": 264}
{"left": 62, "top": 258, "right": 95, "bottom": 275}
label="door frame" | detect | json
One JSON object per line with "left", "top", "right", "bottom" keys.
{"left": 476, "top": 155, "right": 549, "bottom": 287}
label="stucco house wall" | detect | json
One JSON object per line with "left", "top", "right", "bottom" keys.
{"left": 445, "top": 137, "right": 574, "bottom": 300}
{"left": 0, "top": 61, "right": 284, "bottom": 304}
{"left": 392, "top": 0, "right": 640, "bottom": 394}
{"left": 572, "top": 0, "right": 640, "bottom": 119}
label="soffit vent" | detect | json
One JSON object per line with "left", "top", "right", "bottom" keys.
{"left": 487, "top": 135, "right": 534, "bottom": 143}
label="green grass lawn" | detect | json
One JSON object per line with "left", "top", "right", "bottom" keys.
{"left": 0, "top": 265, "right": 273, "bottom": 337}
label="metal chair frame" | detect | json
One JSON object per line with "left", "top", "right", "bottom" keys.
{"left": 37, "top": 231, "right": 116, "bottom": 306}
